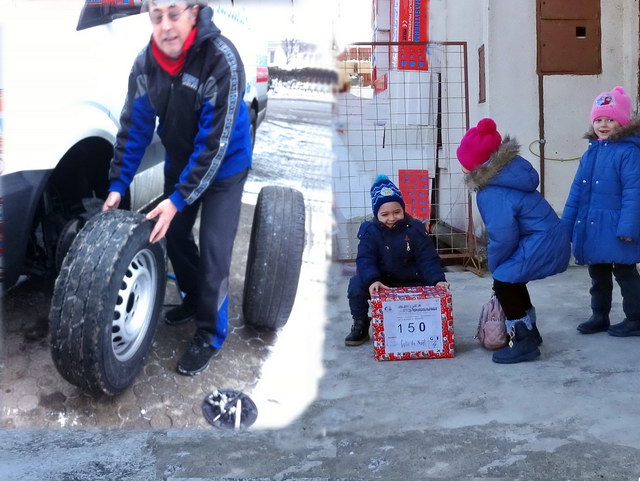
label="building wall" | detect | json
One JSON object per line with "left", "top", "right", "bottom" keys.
{"left": 430, "top": 0, "right": 640, "bottom": 226}
{"left": 541, "top": 0, "right": 639, "bottom": 211}
{"left": 487, "top": 0, "right": 538, "bottom": 168}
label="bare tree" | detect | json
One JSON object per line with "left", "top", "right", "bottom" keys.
{"left": 281, "top": 38, "right": 300, "bottom": 66}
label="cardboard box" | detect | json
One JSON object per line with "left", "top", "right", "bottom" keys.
{"left": 370, "top": 286, "right": 454, "bottom": 361}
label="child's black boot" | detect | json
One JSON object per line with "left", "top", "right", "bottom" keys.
{"left": 525, "top": 306, "right": 543, "bottom": 346}
{"left": 577, "top": 312, "right": 610, "bottom": 334}
{"left": 345, "top": 317, "right": 370, "bottom": 346}
{"left": 608, "top": 318, "right": 640, "bottom": 337}
{"left": 492, "top": 317, "right": 540, "bottom": 364}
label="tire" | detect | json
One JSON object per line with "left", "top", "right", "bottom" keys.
{"left": 49, "top": 210, "right": 166, "bottom": 395}
{"left": 55, "top": 216, "right": 85, "bottom": 272}
{"left": 55, "top": 198, "right": 104, "bottom": 272}
{"left": 243, "top": 186, "right": 305, "bottom": 329}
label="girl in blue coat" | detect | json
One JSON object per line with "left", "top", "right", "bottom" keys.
{"left": 458, "top": 118, "right": 570, "bottom": 363}
{"left": 562, "top": 86, "right": 640, "bottom": 337}
{"left": 345, "top": 175, "right": 448, "bottom": 346}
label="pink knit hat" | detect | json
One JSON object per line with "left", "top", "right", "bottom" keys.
{"left": 590, "top": 86, "right": 632, "bottom": 126}
{"left": 456, "top": 118, "right": 503, "bottom": 171}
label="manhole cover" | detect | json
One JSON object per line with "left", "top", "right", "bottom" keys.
{"left": 202, "top": 389, "right": 258, "bottom": 430}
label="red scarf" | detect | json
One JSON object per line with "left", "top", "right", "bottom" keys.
{"left": 151, "top": 27, "right": 198, "bottom": 76}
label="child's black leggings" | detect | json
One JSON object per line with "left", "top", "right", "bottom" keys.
{"left": 492, "top": 280, "right": 533, "bottom": 321}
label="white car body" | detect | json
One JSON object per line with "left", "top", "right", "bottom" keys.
{"left": 0, "top": 0, "right": 267, "bottom": 290}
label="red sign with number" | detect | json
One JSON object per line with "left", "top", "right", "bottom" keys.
{"left": 396, "top": 0, "right": 429, "bottom": 70}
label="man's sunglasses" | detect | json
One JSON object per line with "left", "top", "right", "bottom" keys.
{"left": 149, "top": 6, "right": 192, "bottom": 25}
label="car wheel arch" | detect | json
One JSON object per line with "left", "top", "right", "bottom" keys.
{"left": 22, "top": 136, "right": 131, "bottom": 281}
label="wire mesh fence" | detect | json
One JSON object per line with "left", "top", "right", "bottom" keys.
{"left": 332, "top": 41, "right": 482, "bottom": 272}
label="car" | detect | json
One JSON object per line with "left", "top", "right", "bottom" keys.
{"left": 1, "top": 0, "right": 268, "bottom": 291}
{"left": 1, "top": 0, "right": 304, "bottom": 397}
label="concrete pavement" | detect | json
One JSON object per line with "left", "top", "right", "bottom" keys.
{"left": 3, "top": 259, "right": 640, "bottom": 479}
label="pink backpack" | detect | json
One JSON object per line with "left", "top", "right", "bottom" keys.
{"left": 475, "top": 294, "right": 508, "bottom": 349}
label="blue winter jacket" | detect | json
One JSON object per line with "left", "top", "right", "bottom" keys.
{"left": 109, "top": 7, "right": 252, "bottom": 212}
{"left": 465, "top": 137, "right": 570, "bottom": 283}
{"left": 355, "top": 215, "right": 446, "bottom": 288}
{"left": 562, "top": 119, "right": 640, "bottom": 265}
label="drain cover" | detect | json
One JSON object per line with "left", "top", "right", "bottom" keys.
{"left": 202, "top": 389, "right": 258, "bottom": 430}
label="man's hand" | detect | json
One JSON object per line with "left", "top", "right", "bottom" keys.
{"left": 369, "top": 281, "right": 390, "bottom": 296}
{"left": 102, "top": 192, "right": 122, "bottom": 211}
{"left": 146, "top": 199, "right": 178, "bottom": 243}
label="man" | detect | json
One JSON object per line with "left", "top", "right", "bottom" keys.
{"left": 102, "top": 0, "right": 252, "bottom": 376}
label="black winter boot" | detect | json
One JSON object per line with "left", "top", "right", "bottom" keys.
{"left": 577, "top": 313, "right": 610, "bottom": 334}
{"left": 530, "top": 324, "right": 543, "bottom": 346}
{"left": 526, "top": 307, "right": 543, "bottom": 346}
{"left": 345, "top": 317, "right": 370, "bottom": 346}
{"left": 492, "top": 318, "right": 540, "bottom": 364}
{"left": 608, "top": 318, "right": 640, "bottom": 337}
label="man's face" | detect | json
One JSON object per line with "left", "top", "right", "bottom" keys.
{"left": 149, "top": 2, "right": 198, "bottom": 59}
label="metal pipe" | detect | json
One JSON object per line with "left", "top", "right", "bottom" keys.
{"left": 538, "top": 73, "right": 545, "bottom": 197}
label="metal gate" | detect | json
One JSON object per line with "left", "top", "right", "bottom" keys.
{"left": 333, "top": 41, "right": 482, "bottom": 273}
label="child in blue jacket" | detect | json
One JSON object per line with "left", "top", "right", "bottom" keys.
{"left": 458, "top": 118, "right": 570, "bottom": 363}
{"left": 345, "top": 175, "right": 448, "bottom": 346}
{"left": 562, "top": 86, "right": 640, "bottom": 337}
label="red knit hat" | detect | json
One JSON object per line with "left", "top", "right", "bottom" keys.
{"left": 590, "top": 86, "right": 632, "bottom": 127}
{"left": 456, "top": 118, "right": 502, "bottom": 171}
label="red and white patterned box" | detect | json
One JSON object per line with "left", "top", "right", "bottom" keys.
{"left": 370, "top": 286, "right": 454, "bottom": 361}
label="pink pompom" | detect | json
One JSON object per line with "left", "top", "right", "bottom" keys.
{"left": 476, "top": 118, "right": 497, "bottom": 134}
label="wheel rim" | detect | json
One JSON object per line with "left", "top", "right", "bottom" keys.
{"left": 111, "top": 249, "right": 157, "bottom": 362}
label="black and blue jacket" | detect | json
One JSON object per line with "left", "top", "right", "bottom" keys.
{"left": 355, "top": 215, "right": 446, "bottom": 288}
{"left": 108, "top": 7, "right": 252, "bottom": 211}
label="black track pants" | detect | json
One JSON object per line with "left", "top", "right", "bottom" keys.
{"left": 166, "top": 168, "right": 249, "bottom": 347}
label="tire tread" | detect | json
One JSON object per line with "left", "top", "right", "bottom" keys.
{"left": 243, "top": 186, "right": 305, "bottom": 329}
{"left": 50, "top": 210, "right": 165, "bottom": 395}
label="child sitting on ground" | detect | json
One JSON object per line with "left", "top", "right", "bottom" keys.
{"left": 562, "top": 86, "right": 640, "bottom": 337}
{"left": 345, "top": 175, "right": 448, "bottom": 346}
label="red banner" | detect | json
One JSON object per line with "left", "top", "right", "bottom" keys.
{"left": 396, "top": 0, "right": 429, "bottom": 70}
